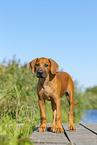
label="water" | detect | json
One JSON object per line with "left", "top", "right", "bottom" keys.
{"left": 81, "top": 110, "right": 97, "bottom": 123}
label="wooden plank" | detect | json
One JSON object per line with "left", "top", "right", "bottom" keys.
{"left": 29, "top": 123, "right": 69, "bottom": 145}
{"left": 30, "top": 123, "right": 97, "bottom": 145}
{"left": 79, "top": 122, "right": 97, "bottom": 135}
{"left": 63, "top": 123, "right": 97, "bottom": 145}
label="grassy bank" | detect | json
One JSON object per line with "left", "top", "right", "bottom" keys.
{"left": 0, "top": 58, "right": 39, "bottom": 144}
{"left": 0, "top": 57, "right": 97, "bottom": 144}
{"left": 83, "top": 86, "right": 97, "bottom": 110}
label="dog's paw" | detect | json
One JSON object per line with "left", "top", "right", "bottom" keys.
{"left": 37, "top": 124, "right": 47, "bottom": 132}
{"left": 69, "top": 123, "right": 76, "bottom": 131}
{"left": 55, "top": 125, "right": 64, "bottom": 133}
{"left": 47, "top": 125, "right": 55, "bottom": 132}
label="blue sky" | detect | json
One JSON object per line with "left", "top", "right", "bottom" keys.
{"left": 0, "top": 0, "right": 97, "bottom": 89}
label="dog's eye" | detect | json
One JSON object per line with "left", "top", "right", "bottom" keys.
{"left": 36, "top": 63, "right": 39, "bottom": 67}
{"left": 45, "top": 64, "right": 49, "bottom": 67}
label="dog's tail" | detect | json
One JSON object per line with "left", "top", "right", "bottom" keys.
{"left": 74, "top": 102, "right": 78, "bottom": 105}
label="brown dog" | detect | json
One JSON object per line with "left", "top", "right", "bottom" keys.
{"left": 28, "top": 57, "right": 78, "bottom": 133}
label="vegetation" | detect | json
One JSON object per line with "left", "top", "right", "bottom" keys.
{"left": 83, "top": 86, "right": 97, "bottom": 110}
{"left": 0, "top": 57, "right": 39, "bottom": 145}
{"left": 0, "top": 56, "right": 97, "bottom": 144}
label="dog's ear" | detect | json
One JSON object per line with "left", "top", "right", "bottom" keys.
{"left": 49, "top": 58, "right": 59, "bottom": 74}
{"left": 28, "top": 58, "right": 39, "bottom": 74}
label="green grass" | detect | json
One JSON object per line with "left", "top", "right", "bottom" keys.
{"left": 0, "top": 57, "right": 97, "bottom": 144}
{"left": 0, "top": 57, "right": 39, "bottom": 144}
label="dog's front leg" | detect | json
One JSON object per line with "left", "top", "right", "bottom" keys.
{"left": 38, "top": 99, "right": 47, "bottom": 132}
{"left": 55, "top": 98, "right": 64, "bottom": 133}
{"left": 48, "top": 100, "right": 56, "bottom": 132}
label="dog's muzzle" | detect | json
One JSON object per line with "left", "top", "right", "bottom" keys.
{"left": 36, "top": 69, "right": 46, "bottom": 78}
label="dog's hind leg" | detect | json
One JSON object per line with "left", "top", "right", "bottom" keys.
{"left": 66, "top": 80, "right": 76, "bottom": 131}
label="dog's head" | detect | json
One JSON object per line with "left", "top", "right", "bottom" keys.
{"left": 28, "top": 57, "right": 59, "bottom": 78}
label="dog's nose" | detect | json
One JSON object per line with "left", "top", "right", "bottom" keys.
{"left": 37, "top": 69, "right": 43, "bottom": 75}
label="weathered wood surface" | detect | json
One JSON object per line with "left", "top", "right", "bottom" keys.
{"left": 80, "top": 122, "right": 97, "bottom": 134}
{"left": 29, "top": 123, "right": 97, "bottom": 145}
{"left": 63, "top": 123, "right": 97, "bottom": 145}
{"left": 29, "top": 123, "right": 68, "bottom": 145}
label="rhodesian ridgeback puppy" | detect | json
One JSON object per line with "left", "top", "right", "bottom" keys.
{"left": 28, "top": 57, "right": 78, "bottom": 133}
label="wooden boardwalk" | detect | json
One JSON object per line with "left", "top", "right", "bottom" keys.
{"left": 29, "top": 123, "right": 97, "bottom": 145}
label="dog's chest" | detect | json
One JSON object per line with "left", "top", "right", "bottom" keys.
{"left": 40, "top": 83, "right": 53, "bottom": 101}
